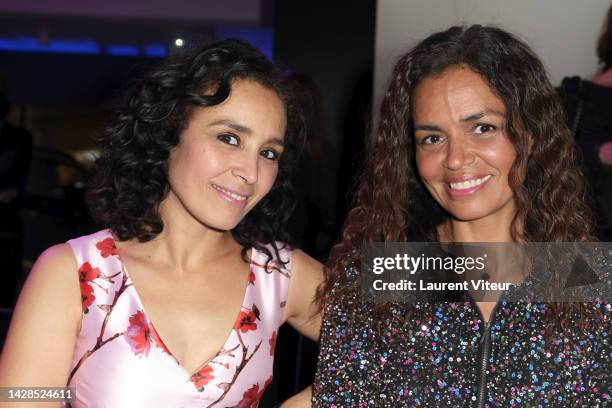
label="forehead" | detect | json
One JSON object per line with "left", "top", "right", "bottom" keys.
{"left": 195, "top": 79, "right": 287, "bottom": 136}
{"left": 223, "top": 79, "right": 285, "bottom": 118}
{"left": 411, "top": 65, "right": 506, "bottom": 122}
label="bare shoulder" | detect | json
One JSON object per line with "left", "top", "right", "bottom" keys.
{"left": 290, "top": 249, "right": 323, "bottom": 274}
{"left": 26, "top": 243, "right": 80, "bottom": 296}
{"left": 17, "top": 243, "right": 80, "bottom": 305}
{"left": 0, "top": 243, "right": 81, "bottom": 386}
{"left": 36, "top": 243, "right": 78, "bottom": 272}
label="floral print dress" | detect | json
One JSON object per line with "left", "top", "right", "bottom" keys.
{"left": 65, "top": 229, "right": 291, "bottom": 408}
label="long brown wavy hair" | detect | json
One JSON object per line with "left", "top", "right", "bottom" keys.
{"left": 318, "top": 25, "right": 593, "bottom": 315}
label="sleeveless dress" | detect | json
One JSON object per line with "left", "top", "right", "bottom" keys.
{"left": 65, "top": 229, "right": 291, "bottom": 408}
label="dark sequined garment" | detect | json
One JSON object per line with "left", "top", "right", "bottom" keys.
{"left": 313, "top": 266, "right": 611, "bottom": 407}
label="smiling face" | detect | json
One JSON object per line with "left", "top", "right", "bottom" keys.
{"left": 164, "top": 79, "right": 286, "bottom": 231}
{"left": 412, "top": 65, "right": 517, "bottom": 224}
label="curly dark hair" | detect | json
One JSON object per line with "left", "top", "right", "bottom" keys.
{"left": 87, "top": 39, "right": 302, "bottom": 265}
{"left": 319, "top": 25, "right": 594, "bottom": 316}
{"left": 597, "top": 4, "right": 612, "bottom": 69}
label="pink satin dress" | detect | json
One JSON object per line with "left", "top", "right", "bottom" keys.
{"left": 65, "top": 230, "right": 291, "bottom": 408}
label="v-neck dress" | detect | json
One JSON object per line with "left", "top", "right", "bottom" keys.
{"left": 65, "top": 229, "right": 291, "bottom": 408}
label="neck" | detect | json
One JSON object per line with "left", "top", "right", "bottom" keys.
{"left": 437, "top": 209, "right": 526, "bottom": 288}
{"left": 129, "top": 192, "right": 240, "bottom": 274}
{"left": 438, "top": 208, "right": 517, "bottom": 243}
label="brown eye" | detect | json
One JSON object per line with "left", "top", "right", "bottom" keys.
{"left": 260, "top": 149, "right": 279, "bottom": 161}
{"left": 474, "top": 124, "right": 496, "bottom": 134}
{"left": 420, "top": 134, "right": 444, "bottom": 145}
{"left": 217, "top": 133, "right": 240, "bottom": 146}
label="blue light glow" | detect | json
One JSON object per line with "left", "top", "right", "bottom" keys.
{"left": 0, "top": 36, "right": 167, "bottom": 57}
{"left": 107, "top": 44, "right": 140, "bottom": 56}
{"left": 0, "top": 36, "right": 100, "bottom": 54}
{"left": 143, "top": 44, "right": 167, "bottom": 57}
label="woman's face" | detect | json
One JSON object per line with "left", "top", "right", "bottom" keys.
{"left": 165, "top": 79, "right": 286, "bottom": 231}
{"left": 412, "top": 65, "right": 517, "bottom": 223}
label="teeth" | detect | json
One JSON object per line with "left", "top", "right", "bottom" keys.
{"left": 449, "top": 175, "right": 492, "bottom": 190}
{"left": 212, "top": 184, "right": 247, "bottom": 201}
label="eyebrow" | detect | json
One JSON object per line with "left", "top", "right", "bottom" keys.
{"left": 413, "top": 124, "right": 442, "bottom": 132}
{"left": 460, "top": 109, "right": 505, "bottom": 122}
{"left": 413, "top": 109, "right": 505, "bottom": 132}
{"left": 209, "top": 119, "right": 252, "bottom": 134}
{"left": 209, "top": 119, "right": 285, "bottom": 146}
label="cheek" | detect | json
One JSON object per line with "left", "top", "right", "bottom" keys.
{"left": 483, "top": 140, "right": 517, "bottom": 177}
{"left": 250, "top": 165, "right": 279, "bottom": 207}
{"left": 260, "top": 166, "right": 279, "bottom": 194}
{"left": 190, "top": 147, "right": 226, "bottom": 177}
{"left": 415, "top": 151, "right": 441, "bottom": 184}
{"left": 166, "top": 151, "right": 186, "bottom": 186}
{"left": 170, "top": 143, "right": 206, "bottom": 175}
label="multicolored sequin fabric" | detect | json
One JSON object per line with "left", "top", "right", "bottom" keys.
{"left": 313, "top": 265, "right": 611, "bottom": 407}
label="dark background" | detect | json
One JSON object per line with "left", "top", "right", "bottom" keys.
{"left": 0, "top": 1, "right": 376, "bottom": 405}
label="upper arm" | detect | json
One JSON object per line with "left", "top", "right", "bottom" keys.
{"left": 280, "top": 385, "right": 312, "bottom": 407}
{"left": 282, "top": 249, "right": 324, "bottom": 341}
{"left": 0, "top": 243, "right": 81, "bottom": 388}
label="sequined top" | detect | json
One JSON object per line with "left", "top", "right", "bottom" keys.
{"left": 313, "top": 265, "right": 610, "bottom": 407}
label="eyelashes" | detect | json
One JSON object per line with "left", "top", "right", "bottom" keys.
{"left": 473, "top": 123, "right": 497, "bottom": 134}
{"left": 260, "top": 149, "right": 280, "bottom": 160}
{"left": 416, "top": 122, "right": 499, "bottom": 146}
{"left": 419, "top": 134, "right": 444, "bottom": 145}
{"left": 216, "top": 133, "right": 282, "bottom": 161}
{"left": 217, "top": 133, "right": 239, "bottom": 146}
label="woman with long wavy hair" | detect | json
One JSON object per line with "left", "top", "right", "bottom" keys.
{"left": 313, "top": 25, "right": 610, "bottom": 407}
{"left": 0, "top": 39, "right": 323, "bottom": 407}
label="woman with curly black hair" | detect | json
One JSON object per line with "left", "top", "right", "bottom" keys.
{"left": 0, "top": 39, "right": 323, "bottom": 407}
{"left": 311, "top": 25, "right": 610, "bottom": 407}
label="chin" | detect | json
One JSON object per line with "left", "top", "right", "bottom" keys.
{"left": 450, "top": 214, "right": 488, "bottom": 222}
{"left": 203, "top": 221, "right": 240, "bottom": 232}
{"left": 444, "top": 205, "right": 494, "bottom": 222}
{"left": 198, "top": 213, "right": 245, "bottom": 232}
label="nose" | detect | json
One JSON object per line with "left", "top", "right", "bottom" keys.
{"left": 232, "top": 152, "right": 258, "bottom": 184}
{"left": 444, "top": 137, "right": 474, "bottom": 170}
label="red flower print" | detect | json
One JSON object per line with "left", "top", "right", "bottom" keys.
{"left": 259, "top": 376, "right": 272, "bottom": 392}
{"left": 96, "top": 237, "right": 119, "bottom": 258}
{"left": 235, "top": 378, "right": 272, "bottom": 408}
{"left": 248, "top": 270, "right": 256, "bottom": 285}
{"left": 269, "top": 331, "right": 277, "bottom": 356}
{"left": 78, "top": 262, "right": 100, "bottom": 312}
{"left": 235, "top": 384, "right": 261, "bottom": 408}
{"left": 234, "top": 310, "right": 258, "bottom": 333}
{"left": 125, "top": 310, "right": 152, "bottom": 357}
{"left": 80, "top": 281, "right": 95, "bottom": 313}
{"left": 149, "top": 325, "right": 171, "bottom": 355}
{"left": 191, "top": 365, "right": 215, "bottom": 391}
{"left": 79, "top": 262, "right": 101, "bottom": 283}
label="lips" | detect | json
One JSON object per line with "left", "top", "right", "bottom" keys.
{"left": 211, "top": 183, "right": 250, "bottom": 208}
{"left": 445, "top": 175, "right": 492, "bottom": 198}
